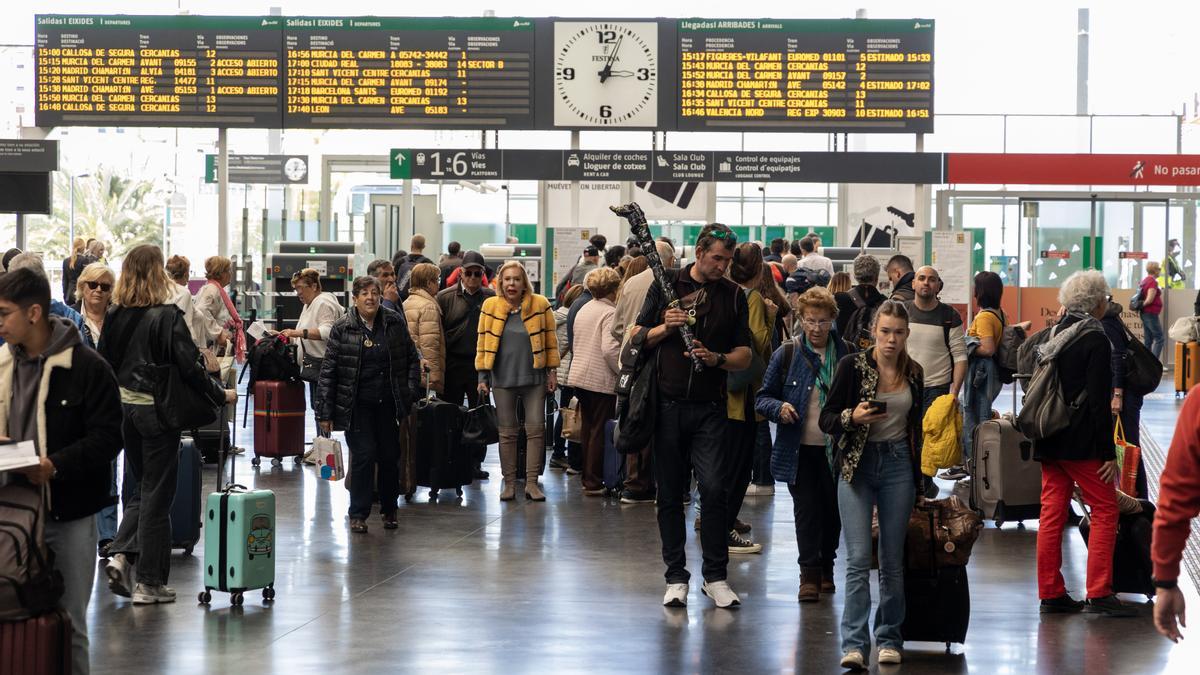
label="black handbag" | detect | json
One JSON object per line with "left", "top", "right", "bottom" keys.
{"left": 141, "top": 358, "right": 219, "bottom": 431}
{"left": 300, "top": 355, "right": 323, "bottom": 383}
{"left": 1122, "top": 324, "right": 1162, "bottom": 397}
{"left": 461, "top": 402, "right": 500, "bottom": 446}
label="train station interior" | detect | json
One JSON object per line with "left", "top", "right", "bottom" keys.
{"left": 2, "top": 2, "right": 1200, "bottom": 673}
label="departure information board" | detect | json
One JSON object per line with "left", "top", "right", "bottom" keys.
{"left": 35, "top": 15, "right": 284, "bottom": 127}
{"left": 676, "top": 19, "right": 934, "bottom": 133}
{"left": 283, "top": 17, "right": 535, "bottom": 129}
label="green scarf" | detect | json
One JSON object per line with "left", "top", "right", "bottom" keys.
{"left": 804, "top": 335, "right": 838, "bottom": 468}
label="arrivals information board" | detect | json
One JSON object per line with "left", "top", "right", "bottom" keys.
{"left": 676, "top": 19, "right": 934, "bottom": 132}
{"left": 35, "top": 15, "right": 284, "bottom": 127}
{"left": 282, "top": 17, "right": 536, "bottom": 129}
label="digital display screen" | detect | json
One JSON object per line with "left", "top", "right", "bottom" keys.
{"left": 282, "top": 17, "right": 535, "bottom": 129}
{"left": 35, "top": 15, "right": 284, "bottom": 127}
{"left": 676, "top": 19, "right": 934, "bottom": 133}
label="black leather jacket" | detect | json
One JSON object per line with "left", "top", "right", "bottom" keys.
{"left": 316, "top": 307, "right": 421, "bottom": 430}
{"left": 97, "top": 304, "right": 225, "bottom": 413}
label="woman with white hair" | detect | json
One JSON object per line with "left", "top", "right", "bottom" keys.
{"left": 1033, "top": 270, "right": 1132, "bottom": 617}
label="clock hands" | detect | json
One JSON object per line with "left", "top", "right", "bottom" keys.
{"left": 598, "top": 35, "right": 623, "bottom": 83}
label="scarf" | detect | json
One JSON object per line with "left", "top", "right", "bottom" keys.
{"left": 805, "top": 335, "right": 838, "bottom": 468}
{"left": 209, "top": 279, "right": 246, "bottom": 363}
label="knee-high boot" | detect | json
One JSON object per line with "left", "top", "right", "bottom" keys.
{"left": 524, "top": 425, "right": 546, "bottom": 501}
{"left": 498, "top": 426, "right": 520, "bottom": 501}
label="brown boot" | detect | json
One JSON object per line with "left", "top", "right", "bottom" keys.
{"left": 498, "top": 427, "right": 519, "bottom": 501}
{"left": 798, "top": 567, "right": 821, "bottom": 603}
{"left": 524, "top": 425, "right": 546, "bottom": 501}
{"left": 821, "top": 566, "right": 837, "bottom": 594}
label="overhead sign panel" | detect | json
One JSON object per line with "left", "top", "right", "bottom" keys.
{"left": 390, "top": 149, "right": 943, "bottom": 183}
{"left": 283, "top": 17, "right": 535, "bottom": 129}
{"left": 35, "top": 15, "right": 284, "bottom": 127}
{"left": 676, "top": 19, "right": 934, "bottom": 133}
{"left": 205, "top": 154, "right": 310, "bottom": 184}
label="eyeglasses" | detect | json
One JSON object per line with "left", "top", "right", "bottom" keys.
{"left": 802, "top": 319, "right": 834, "bottom": 330}
{"left": 462, "top": 269, "right": 483, "bottom": 278}
{"left": 86, "top": 281, "right": 112, "bottom": 292}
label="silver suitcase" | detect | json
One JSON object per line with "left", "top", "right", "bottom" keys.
{"left": 970, "top": 414, "right": 1041, "bottom": 526}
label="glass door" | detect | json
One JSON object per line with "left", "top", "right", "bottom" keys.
{"left": 1025, "top": 199, "right": 1092, "bottom": 287}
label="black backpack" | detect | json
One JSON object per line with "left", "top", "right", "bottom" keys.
{"left": 842, "top": 288, "right": 881, "bottom": 352}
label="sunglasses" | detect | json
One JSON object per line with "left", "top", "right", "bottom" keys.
{"left": 705, "top": 229, "right": 738, "bottom": 244}
{"left": 86, "top": 281, "right": 112, "bottom": 292}
{"left": 462, "top": 269, "right": 483, "bottom": 278}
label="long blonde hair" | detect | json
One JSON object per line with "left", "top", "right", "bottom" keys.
{"left": 114, "top": 245, "right": 174, "bottom": 307}
{"left": 67, "top": 237, "right": 86, "bottom": 268}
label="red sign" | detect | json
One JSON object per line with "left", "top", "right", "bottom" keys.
{"left": 946, "top": 153, "right": 1200, "bottom": 186}
{"left": 1041, "top": 250, "right": 1071, "bottom": 260}
{"left": 1119, "top": 251, "right": 1149, "bottom": 260}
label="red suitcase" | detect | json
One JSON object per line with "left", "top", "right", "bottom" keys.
{"left": 252, "top": 380, "right": 306, "bottom": 466}
{"left": 0, "top": 609, "right": 71, "bottom": 675}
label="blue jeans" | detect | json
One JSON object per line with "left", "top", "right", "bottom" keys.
{"left": 96, "top": 458, "right": 119, "bottom": 542}
{"left": 1142, "top": 311, "right": 1165, "bottom": 362}
{"left": 962, "top": 363, "right": 997, "bottom": 464}
{"left": 838, "top": 440, "right": 917, "bottom": 655}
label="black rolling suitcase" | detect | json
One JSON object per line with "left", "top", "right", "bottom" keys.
{"left": 1078, "top": 498, "right": 1156, "bottom": 597}
{"left": 170, "top": 438, "right": 203, "bottom": 555}
{"left": 408, "top": 368, "right": 472, "bottom": 500}
{"left": 901, "top": 505, "right": 971, "bottom": 651}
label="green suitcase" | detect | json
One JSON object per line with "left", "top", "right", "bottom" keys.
{"left": 198, "top": 402, "right": 278, "bottom": 606}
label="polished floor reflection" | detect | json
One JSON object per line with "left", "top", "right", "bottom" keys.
{"left": 88, "top": 383, "right": 1199, "bottom": 674}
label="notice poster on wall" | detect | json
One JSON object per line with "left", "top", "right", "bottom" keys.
{"left": 551, "top": 226, "right": 592, "bottom": 291}
{"left": 930, "top": 230, "right": 971, "bottom": 306}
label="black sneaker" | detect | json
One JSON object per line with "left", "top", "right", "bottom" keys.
{"left": 1083, "top": 595, "right": 1138, "bottom": 617}
{"left": 1040, "top": 594, "right": 1084, "bottom": 614}
{"left": 619, "top": 489, "right": 656, "bottom": 504}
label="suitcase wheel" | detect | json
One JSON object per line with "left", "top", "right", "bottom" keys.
{"left": 231, "top": 592, "right": 244, "bottom": 607}
{"left": 456, "top": 488, "right": 463, "bottom": 497}
{"left": 271, "top": 458, "right": 282, "bottom": 467}
{"left": 183, "top": 546, "right": 194, "bottom": 556}
{"left": 262, "top": 585, "right": 276, "bottom": 601}
{"left": 430, "top": 489, "right": 439, "bottom": 499}
{"left": 404, "top": 493, "right": 414, "bottom": 503}
{"left": 293, "top": 456, "right": 303, "bottom": 465}
{"left": 198, "top": 590, "right": 212, "bottom": 604}
{"left": 994, "top": 519, "right": 1004, "bottom": 528}
{"left": 252, "top": 457, "right": 261, "bottom": 467}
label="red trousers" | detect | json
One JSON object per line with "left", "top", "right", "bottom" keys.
{"left": 1036, "top": 458, "right": 1118, "bottom": 600}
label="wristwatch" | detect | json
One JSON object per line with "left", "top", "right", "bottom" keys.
{"left": 715, "top": 352, "right": 727, "bottom": 367}
{"left": 303, "top": 329, "right": 309, "bottom": 340}
{"left": 1153, "top": 577, "right": 1178, "bottom": 590}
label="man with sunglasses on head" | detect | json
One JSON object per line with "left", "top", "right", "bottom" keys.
{"left": 438, "top": 251, "right": 496, "bottom": 481}
{"left": 635, "top": 223, "right": 753, "bottom": 609}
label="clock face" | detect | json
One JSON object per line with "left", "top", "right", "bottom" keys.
{"left": 553, "top": 21, "right": 658, "bottom": 128}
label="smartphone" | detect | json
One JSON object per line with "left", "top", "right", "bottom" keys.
{"left": 867, "top": 399, "right": 888, "bottom": 414}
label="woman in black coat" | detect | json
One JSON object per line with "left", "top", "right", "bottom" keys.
{"left": 1033, "top": 270, "right": 1131, "bottom": 617}
{"left": 1100, "top": 298, "right": 1147, "bottom": 497}
{"left": 317, "top": 276, "right": 420, "bottom": 534}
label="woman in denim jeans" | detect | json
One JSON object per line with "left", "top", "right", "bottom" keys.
{"left": 820, "top": 300, "right": 924, "bottom": 670}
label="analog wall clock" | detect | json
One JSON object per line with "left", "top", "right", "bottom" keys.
{"left": 553, "top": 21, "right": 659, "bottom": 128}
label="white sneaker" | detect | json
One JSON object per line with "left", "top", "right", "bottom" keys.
{"left": 744, "top": 483, "right": 775, "bottom": 496}
{"left": 105, "top": 553, "right": 132, "bottom": 598}
{"left": 701, "top": 580, "right": 741, "bottom": 608}
{"left": 662, "top": 583, "right": 689, "bottom": 607}
{"left": 878, "top": 647, "right": 902, "bottom": 665}
{"left": 840, "top": 650, "right": 866, "bottom": 670}
{"left": 132, "top": 583, "right": 177, "bottom": 605}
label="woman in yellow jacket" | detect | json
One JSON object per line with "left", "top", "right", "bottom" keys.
{"left": 477, "top": 261, "right": 560, "bottom": 501}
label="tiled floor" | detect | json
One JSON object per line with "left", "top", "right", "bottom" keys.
{"left": 86, "top": 379, "right": 1200, "bottom": 674}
